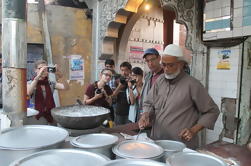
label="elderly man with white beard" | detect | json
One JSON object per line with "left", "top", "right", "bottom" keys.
{"left": 138, "top": 44, "right": 220, "bottom": 149}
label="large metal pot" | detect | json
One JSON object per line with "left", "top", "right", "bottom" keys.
{"left": 10, "top": 149, "right": 110, "bottom": 166}
{"left": 102, "top": 159, "right": 170, "bottom": 166}
{"left": 112, "top": 140, "right": 164, "bottom": 161}
{"left": 0, "top": 125, "right": 68, "bottom": 166}
{"left": 166, "top": 152, "right": 228, "bottom": 166}
{"left": 51, "top": 105, "right": 110, "bottom": 129}
{"left": 155, "top": 140, "right": 186, "bottom": 162}
{"left": 70, "top": 133, "right": 118, "bottom": 159}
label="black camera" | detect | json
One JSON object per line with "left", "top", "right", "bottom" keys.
{"left": 119, "top": 76, "right": 127, "bottom": 85}
{"left": 47, "top": 67, "right": 56, "bottom": 73}
{"left": 114, "top": 73, "right": 121, "bottom": 80}
{"left": 130, "top": 79, "right": 136, "bottom": 85}
{"left": 95, "top": 88, "right": 103, "bottom": 94}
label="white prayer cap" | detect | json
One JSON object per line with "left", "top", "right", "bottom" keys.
{"left": 162, "top": 44, "right": 184, "bottom": 58}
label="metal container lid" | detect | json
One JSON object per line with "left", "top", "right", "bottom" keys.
{"left": 71, "top": 133, "right": 118, "bottom": 148}
{"left": 10, "top": 149, "right": 110, "bottom": 166}
{"left": 112, "top": 140, "right": 164, "bottom": 159}
{"left": 0, "top": 125, "right": 68, "bottom": 150}
{"left": 167, "top": 152, "right": 228, "bottom": 166}
{"left": 102, "top": 159, "right": 169, "bottom": 166}
{"left": 155, "top": 140, "right": 186, "bottom": 152}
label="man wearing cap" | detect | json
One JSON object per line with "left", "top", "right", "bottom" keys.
{"left": 138, "top": 48, "right": 163, "bottom": 119}
{"left": 138, "top": 44, "right": 220, "bottom": 149}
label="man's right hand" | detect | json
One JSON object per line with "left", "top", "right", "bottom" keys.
{"left": 138, "top": 112, "right": 150, "bottom": 129}
{"left": 94, "top": 93, "right": 103, "bottom": 99}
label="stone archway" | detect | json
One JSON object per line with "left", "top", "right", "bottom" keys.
{"left": 161, "top": 0, "right": 195, "bottom": 50}
{"left": 99, "top": 0, "right": 207, "bottom": 84}
{"left": 99, "top": 0, "right": 199, "bottom": 56}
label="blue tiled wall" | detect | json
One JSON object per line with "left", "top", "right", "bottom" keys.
{"left": 243, "top": 0, "right": 251, "bottom": 26}
{"left": 205, "top": 18, "right": 231, "bottom": 31}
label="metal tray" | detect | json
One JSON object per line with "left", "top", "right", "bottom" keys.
{"left": 0, "top": 125, "right": 68, "bottom": 150}
{"left": 112, "top": 140, "right": 164, "bottom": 159}
{"left": 167, "top": 152, "right": 228, "bottom": 166}
{"left": 10, "top": 149, "right": 110, "bottom": 166}
{"left": 71, "top": 133, "right": 118, "bottom": 148}
{"left": 102, "top": 159, "right": 169, "bottom": 166}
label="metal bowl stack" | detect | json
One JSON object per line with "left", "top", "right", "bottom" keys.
{"left": 70, "top": 133, "right": 118, "bottom": 159}
{"left": 0, "top": 125, "right": 68, "bottom": 166}
{"left": 112, "top": 140, "right": 164, "bottom": 161}
{"left": 102, "top": 159, "right": 169, "bottom": 166}
{"left": 10, "top": 149, "right": 110, "bottom": 166}
{"left": 51, "top": 105, "right": 110, "bottom": 129}
{"left": 166, "top": 152, "right": 228, "bottom": 166}
{"left": 155, "top": 140, "right": 186, "bottom": 162}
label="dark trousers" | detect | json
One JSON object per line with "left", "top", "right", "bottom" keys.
{"left": 114, "top": 114, "right": 128, "bottom": 125}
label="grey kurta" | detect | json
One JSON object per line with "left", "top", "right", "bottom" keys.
{"left": 143, "top": 71, "right": 220, "bottom": 149}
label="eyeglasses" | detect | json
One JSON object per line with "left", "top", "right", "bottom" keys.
{"left": 105, "top": 65, "right": 113, "bottom": 68}
{"left": 145, "top": 57, "right": 158, "bottom": 63}
{"left": 102, "top": 73, "right": 112, "bottom": 77}
{"left": 161, "top": 62, "right": 178, "bottom": 68}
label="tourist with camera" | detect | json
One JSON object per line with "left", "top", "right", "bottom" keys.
{"left": 27, "top": 60, "right": 69, "bottom": 124}
{"left": 83, "top": 68, "right": 113, "bottom": 112}
{"left": 104, "top": 59, "right": 117, "bottom": 91}
{"left": 112, "top": 62, "right": 132, "bottom": 125}
{"left": 126, "top": 67, "right": 143, "bottom": 123}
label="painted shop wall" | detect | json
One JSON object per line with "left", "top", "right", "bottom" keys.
{"left": 199, "top": 0, "right": 251, "bottom": 144}
{"left": 207, "top": 45, "right": 242, "bottom": 144}
{"left": 27, "top": 4, "right": 43, "bottom": 44}
{"left": 27, "top": 4, "right": 92, "bottom": 106}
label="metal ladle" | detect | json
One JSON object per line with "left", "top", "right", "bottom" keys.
{"left": 76, "top": 99, "right": 84, "bottom": 105}
{"left": 136, "top": 129, "right": 142, "bottom": 140}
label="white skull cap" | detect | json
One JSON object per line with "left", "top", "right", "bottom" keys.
{"left": 162, "top": 44, "right": 184, "bottom": 57}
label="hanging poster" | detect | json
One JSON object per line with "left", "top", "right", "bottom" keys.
{"left": 217, "top": 49, "right": 231, "bottom": 70}
{"left": 128, "top": 46, "right": 144, "bottom": 64}
{"left": 69, "top": 55, "right": 84, "bottom": 80}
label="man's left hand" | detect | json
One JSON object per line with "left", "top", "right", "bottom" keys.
{"left": 178, "top": 128, "right": 195, "bottom": 141}
{"left": 179, "top": 124, "right": 204, "bottom": 142}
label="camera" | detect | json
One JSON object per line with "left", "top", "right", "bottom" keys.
{"left": 119, "top": 76, "right": 128, "bottom": 85}
{"left": 114, "top": 73, "right": 121, "bottom": 80}
{"left": 130, "top": 79, "right": 136, "bottom": 85}
{"left": 95, "top": 88, "right": 103, "bottom": 94}
{"left": 47, "top": 67, "right": 56, "bottom": 73}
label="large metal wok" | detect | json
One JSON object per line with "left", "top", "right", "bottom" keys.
{"left": 51, "top": 105, "right": 110, "bottom": 129}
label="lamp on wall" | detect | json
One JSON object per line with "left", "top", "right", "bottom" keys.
{"left": 144, "top": 0, "right": 151, "bottom": 11}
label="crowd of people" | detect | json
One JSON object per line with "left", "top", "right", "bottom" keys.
{"left": 26, "top": 44, "right": 220, "bottom": 149}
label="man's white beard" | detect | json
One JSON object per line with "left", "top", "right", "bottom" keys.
{"left": 165, "top": 68, "right": 180, "bottom": 80}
